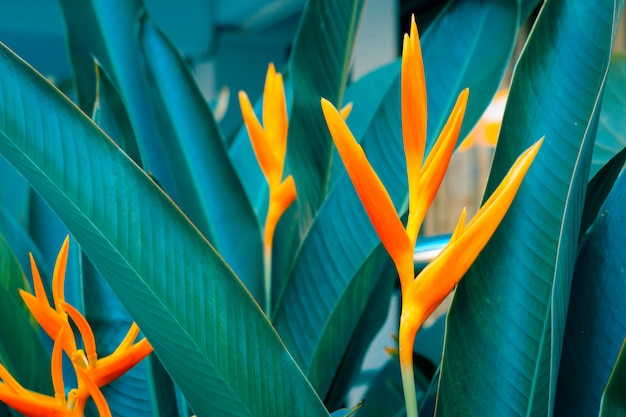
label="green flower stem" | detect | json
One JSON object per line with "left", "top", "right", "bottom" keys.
{"left": 401, "top": 363, "right": 419, "bottom": 417}
{"left": 263, "top": 244, "right": 272, "bottom": 317}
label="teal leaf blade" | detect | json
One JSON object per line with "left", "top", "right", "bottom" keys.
{"left": 138, "top": 16, "right": 263, "bottom": 302}
{"left": 591, "top": 53, "right": 626, "bottom": 178}
{"left": 57, "top": 0, "right": 175, "bottom": 195}
{"left": 81, "top": 254, "right": 154, "bottom": 416}
{"left": 579, "top": 145, "right": 626, "bottom": 239}
{"left": 287, "top": 0, "right": 365, "bottom": 229}
{"left": 437, "top": 0, "right": 620, "bottom": 416}
{"left": 600, "top": 339, "right": 626, "bottom": 417}
{"left": 0, "top": 43, "right": 330, "bottom": 417}
{"left": 555, "top": 172, "right": 626, "bottom": 416}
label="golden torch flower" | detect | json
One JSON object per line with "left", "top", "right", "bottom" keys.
{"left": 239, "top": 63, "right": 297, "bottom": 315}
{"left": 0, "top": 237, "right": 153, "bottom": 417}
{"left": 321, "top": 15, "right": 542, "bottom": 417}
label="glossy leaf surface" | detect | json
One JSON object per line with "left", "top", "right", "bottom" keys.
{"left": 0, "top": 43, "right": 329, "bottom": 417}
{"left": 438, "top": 0, "right": 620, "bottom": 415}
{"left": 139, "top": 17, "right": 263, "bottom": 301}
{"left": 555, "top": 172, "right": 626, "bottom": 416}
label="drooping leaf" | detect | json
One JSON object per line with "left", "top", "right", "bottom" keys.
{"left": 555, "top": 172, "right": 626, "bottom": 416}
{"left": 0, "top": 43, "right": 330, "bottom": 417}
{"left": 600, "top": 339, "right": 626, "bottom": 417}
{"left": 0, "top": 235, "right": 52, "bottom": 395}
{"left": 138, "top": 16, "right": 263, "bottom": 301}
{"left": 437, "top": 1, "right": 620, "bottom": 415}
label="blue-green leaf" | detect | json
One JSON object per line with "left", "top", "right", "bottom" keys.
{"left": 437, "top": 0, "right": 620, "bottom": 415}
{"left": 0, "top": 42, "right": 329, "bottom": 417}
{"left": 138, "top": 16, "right": 263, "bottom": 301}
{"left": 600, "top": 338, "right": 626, "bottom": 417}
{"left": 555, "top": 172, "right": 626, "bottom": 416}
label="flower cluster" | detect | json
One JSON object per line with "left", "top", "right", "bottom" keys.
{"left": 0, "top": 237, "right": 153, "bottom": 417}
{"left": 322, "top": 15, "right": 541, "bottom": 417}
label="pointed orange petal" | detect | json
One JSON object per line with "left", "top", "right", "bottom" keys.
{"left": 90, "top": 338, "right": 153, "bottom": 387}
{"left": 63, "top": 302, "right": 97, "bottom": 365}
{"left": 52, "top": 236, "right": 70, "bottom": 312}
{"left": 117, "top": 322, "right": 140, "bottom": 351}
{"left": 262, "top": 63, "right": 288, "bottom": 167}
{"left": 51, "top": 326, "right": 67, "bottom": 405}
{"left": 19, "top": 291, "right": 75, "bottom": 352}
{"left": 0, "top": 364, "right": 27, "bottom": 395}
{"left": 322, "top": 98, "right": 414, "bottom": 289}
{"left": 406, "top": 89, "right": 468, "bottom": 244}
{"left": 406, "top": 138, "right": 542, "bottom": 319}
{"left": 402, "top": 17, "right": 428, "bottom": 233}
{"left": 0, "top": 389, "right": 71, "bottom": 417}
{"left": 29, "top": 253, "right": 49, "bottom": 304}
{"left": 239, "top": 90, "right": 278, "bottom": 184}
{"left": 450, "top": 208, "right": 467, "bottom": 242}
{"left": 339, "top": 102, "right": 353, "bottom": 119}
{"left": 263, "top": 175, "right": 297, "bottom": 248}
{"left": 72, "top": 364, "right": 112, "bottom": 417}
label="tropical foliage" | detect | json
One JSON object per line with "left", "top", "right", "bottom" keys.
{"left": 0, "top": 0, "right": 624, "bottom": 416}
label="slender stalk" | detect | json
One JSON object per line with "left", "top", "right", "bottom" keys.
{"left": 401, "top": 361, "right": 419, "bottom": 417}
{"left": 263, "top": 244, "right": 272, "bottom": 317}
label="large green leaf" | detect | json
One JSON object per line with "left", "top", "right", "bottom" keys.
{"left": 57, "top": 0, "right": 175, "bottom": 194}
{"left": 273, "top": 0, "right": 520, "bottom": 403}
{"left": 0, "top": 235, "right": 52, "bottom": 395}
{"left": 81, "top": 254, "right": 154, "bottom": 417}
{"left": 591, "top": 53, "right": 626, "bottom": 178}
{"left": 0, "top": 43, "right": 329, "bottom": 417}
{"left": 554, "top": 172, "right": 626, "bottom": 416}
{"left": 437, "top": 0, "right": 620, "bottom": 415}
{"left": 287, "top": 0, "right": 365, "bottom": 230}
{"left": 600, "top": 339, "right": 626, "bottom": 417}
{"left": 138, "top": 16, "right": 263, "bottom": 302}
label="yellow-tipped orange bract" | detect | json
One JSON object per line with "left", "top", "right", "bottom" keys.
{"left": 321, "top": 98, "right": 415, "bottom": 290}
{"left": 399, "top": 139, "right": 543, "bottom": 366}
{"left": 402, "top": 15, "right": 428, "bottom": 236}
{"left": 238, "top": 63, "right": 296, "bottom": 251}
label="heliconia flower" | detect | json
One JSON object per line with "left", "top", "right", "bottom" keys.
{"left": 239, "top": 63, "right": 297, "bottom": 249}
{"left": 322, "top": 14, "right": 542, "bottom": 417}
{"left": 1, "top": 237, "right": 152, "bottom": 417}
{"left": 0, "top": 326, "right": 76, "bottom": 417}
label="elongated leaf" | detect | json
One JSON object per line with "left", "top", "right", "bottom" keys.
{"left": 0, "top": 235, "right": 51, "bottom": 395}
{"left": 57, "top": 0, "right": 175, "bottom": 194}
{"left": 81, "top": 254, "right": 154, "bottom": 416}
{"left": 0, "top": 43, "right": 329, "bottom": 417}
{"left": 579, "top": 145, "right": 626, "bottom": 238}
{"left": 438, "top": 1, "right": 620, "bottom": 415}
{"left": 138, "top": 17, "right": 263, "bottom": 301}
{"left": 591, "top": 53, "right": 626, "bottom": 178}
{"left": 600, "top": 339, "right": 626, "bottom": 417}
{"left": 287, "top": 0, "right": 365, "bottom": 229}
{"left": 555, "top": 172, "right": 626, "bottom": 416}
{"left": 274, "top": 0, "right": 520, "bottom": 403}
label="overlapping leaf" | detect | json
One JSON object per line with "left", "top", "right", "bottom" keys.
{"left": 0, "top": 43, "right": 329, "bottom": 417}
{"left": 555, "top": 172, "right": 626, "bottom": 416}
{"left": 438, "top": 0, "right": 620, "bottom": 415}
